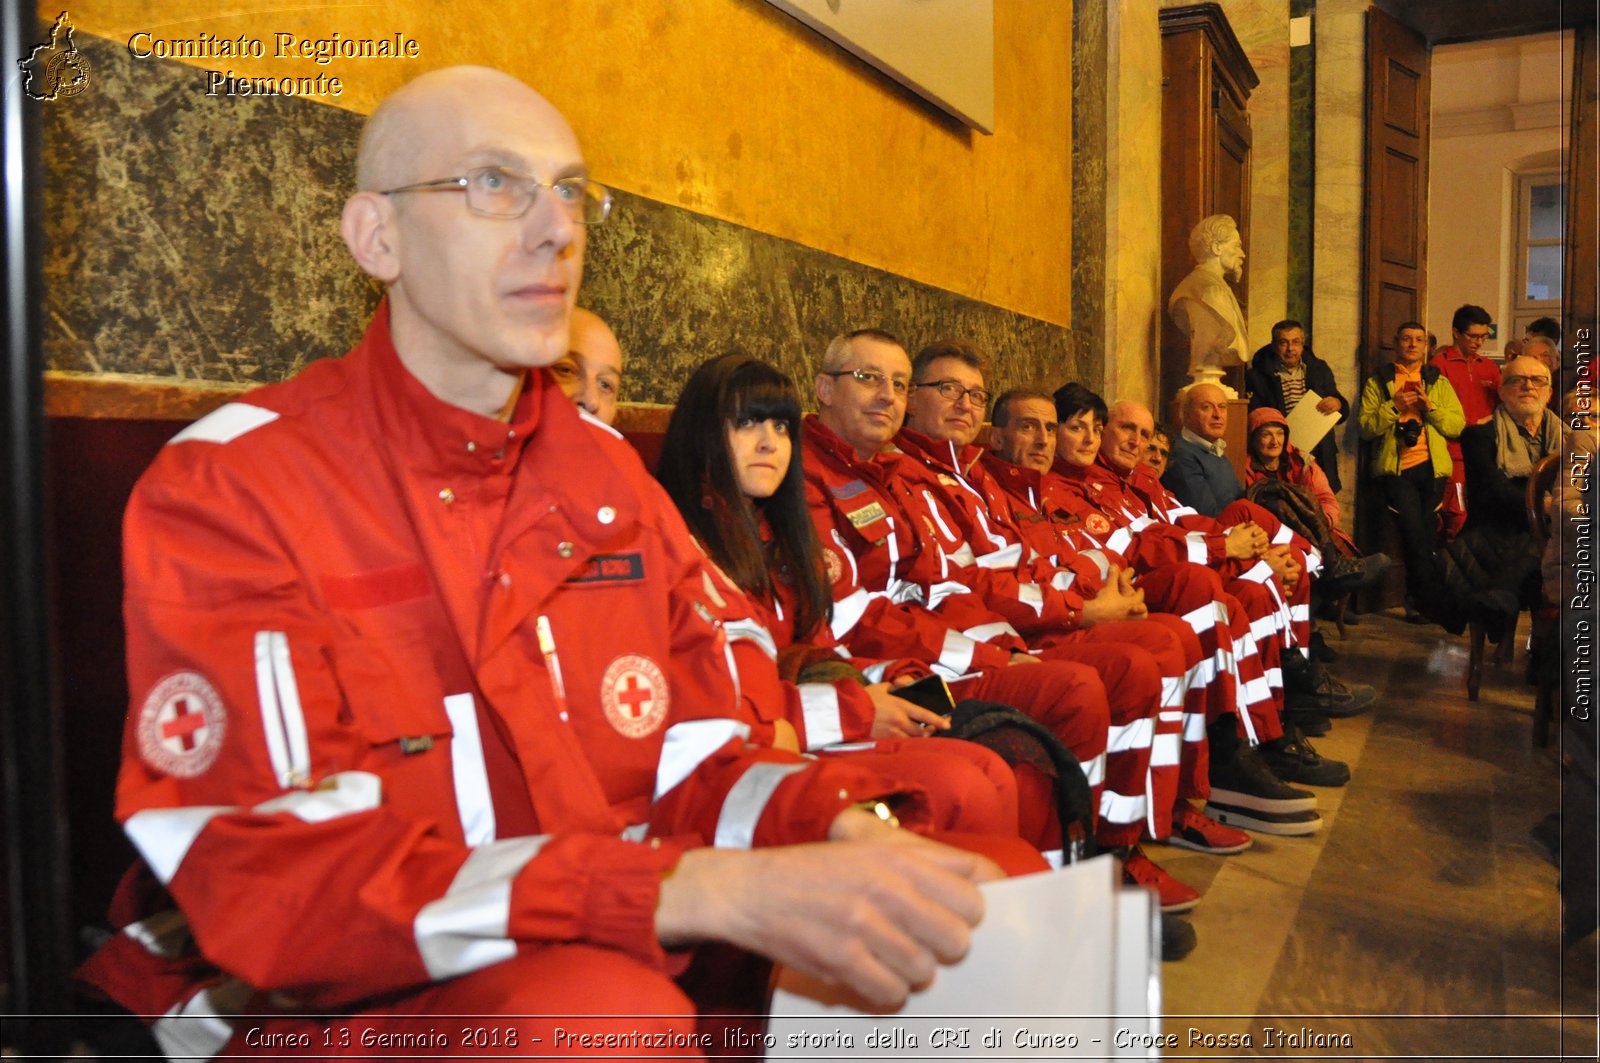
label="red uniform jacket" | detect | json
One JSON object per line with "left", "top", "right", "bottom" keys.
{"left": 94, "top": 306, "right": 914, "bottom": 1019}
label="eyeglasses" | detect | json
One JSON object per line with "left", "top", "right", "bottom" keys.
{"left": 1503, "top": 373, "right": 1552, "bottom": 389}
{"left": 381, "top": 166, "right": 613, "bottom": 224}
{"left": 912, "top": 379, "right": 991, "bottom": 407}
{"left": 821, "top": 368, "right": 909, "bottom": 396}
{"left": 1460, "top": 330, "right": 1492, "bottom": 343}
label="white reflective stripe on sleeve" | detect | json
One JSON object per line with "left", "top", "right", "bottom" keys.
{"left": 925, "top": 579, "right": 969, "bottom": 609}
{"left": 1050, "top": 569, "right": 1078, "bottom": 592}
{"left": 714, "top": 761, "right": 811, "bottom": 849}
{"left": 1185, "top": 533, "right": 1210, "bottom": 564}
{"left": 797, "top": 684, "right": 845, "bottom": 750}
{"left": 151, "top": 981, "right": 246, "bottom": 1062}
{"left": 1105, "top": 527, "right": 1135, "bottom": 556}
{"left": 886, "top": 577, "right": 925, "bottom": 605}
{"left": 1152, "top": 731, "right": 1183, "bottom": 768}
{"left": 123, "top": 909, "right": 192, "bottom": 958}
{"left": 885, "top": 517, "right": 901, "bottom": 582}
{"left": 860, "top": 661, "right": 892, "bottom": 683}
{"left": 1106, "top": 717, "right": 1154, "bottom": 754}
{"left": 414, "top": 836, "right": 549, "bottom": 981}
{"left": 619, "top": 822, "right": 650, "bottom": 842}
{"left": 948, "top": 542, "right": 978, "bottom": 567}
{"left": 1127, "top": 515, "right": 1157, "bottom": 532}
{"left": 253, "top": 631, "right": 293, "bottom": 787}
{"left": 1099, "top": 789, "right": 1147, "bottom": 826}
{"left": 253, "top": 770, "right": 383, "bottom": 823}
{"left": 168, "top": 402, "right": 278, "bottom": 445}
{"left": 441, "top": 694, "right": 496, "bottom": 846}
{"left": 933, "top": 630, "right": 978, "bottom": 679}
{"left": 975, "top": 541, "right": 1024, "bottom": 570}
{"left": 654, "top": 719, "right": 751, "bottom": 800}
{"left": 723, "top": 618, "right": 780, "bottom": 660}
{"left": 125, "top": 805, "right": 234, "bottom": 885}
{"left": 1081, "top": 751, "right": 1106, "bottom": 787}
{"left": 1017, "top": 583, "right": 1045, "bottom": 615}
{"left": 1271, "top": 523, "right": 1295, "bottom": 545}
{"left": 1239, "top": 559, "right": 1275, "bottom": 585}
{"left": 1304, "top": 545, "right": 1323, "bottom": 574}
{"left": 963, "top": 621, "right": 1017, "bottom": 643}
{"left": 1085, "top": 551, "right": 1113, "bottom": 582}
{"left": 1167, "top": 504, "right": 1198, "bottom": 519}
{"left": 829, "top": 587, "right": 873, "bottom": 639}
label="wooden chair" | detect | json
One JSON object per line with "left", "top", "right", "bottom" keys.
{"left": 1525, "top": 453, "right": 1563, "bottom": 745}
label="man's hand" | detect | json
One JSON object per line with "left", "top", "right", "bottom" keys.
{"left": 1009, "top": 653, "right": 1043, "bottom": 665}
{"left": 655, "top": 829, "right": 1000, "bottom": 1010}
{"left": 1081, "top": 565, "right": 1147, "bottom": 626}
{"left": 867, "top": 682, "right": 950, "bottom": 738}
{"left": 1263, "top": 544, "right": 1302, "bottom": 594}
{"left": 1315, "top": 396, "right": 1341, "bottom": 415}
{"left": 1224, "top": 521, "right": 1268, "bottom": 560}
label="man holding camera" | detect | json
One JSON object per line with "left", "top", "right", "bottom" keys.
{"left": 1357, "top": 321, "right": 1466, "bottom": 619}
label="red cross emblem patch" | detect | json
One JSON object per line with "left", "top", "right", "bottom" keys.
{"left": 1085, "top": 513, "right": 1112, "bottom": 537}
{"left": 137, "top": 672, "right": 227, "bottom": 778}
{"left": 601, "top": 655, "right": 670, "bottom": 738}
{"left": 822, "top": 548, "right": 844, "bottom": 586}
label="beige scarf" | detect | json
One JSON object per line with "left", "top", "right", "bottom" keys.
{"left": 1492, "top": 403, "right": 1562, "bottom": 479}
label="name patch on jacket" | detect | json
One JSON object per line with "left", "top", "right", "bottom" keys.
{"left": 845, "top": 501, "right": 887, "bottom": 530}
{"left": 565, "top": 552, "right": 645, "bottom": 584}
{"left": 830, "top": 479, "right": 869, "bottom": 501}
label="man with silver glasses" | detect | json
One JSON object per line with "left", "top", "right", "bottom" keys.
{"left": 81, "top": 67, "right": 1000, "bottom": 1057}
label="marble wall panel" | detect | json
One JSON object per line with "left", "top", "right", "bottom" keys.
{"left": 42, "top": 30, "right": 1083, "bottom": 407}
{"left": 1287, "top": 7, "right": 1316, "bottom": 325}
{"left": 1072, "top": 0, "right": 1109, "bottom": 392}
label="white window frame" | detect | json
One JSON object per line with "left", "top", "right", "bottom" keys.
{"left": 1511, "top": 170, "right": 1564, "bottom": 338}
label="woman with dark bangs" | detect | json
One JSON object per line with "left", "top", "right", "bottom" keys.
{"left": 657, "top": 353, "right": 1042, "bottom": 847}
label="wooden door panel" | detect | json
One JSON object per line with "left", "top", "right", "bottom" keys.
{"left": 1379, "top": 149, "right": 1420, "bottom": 267}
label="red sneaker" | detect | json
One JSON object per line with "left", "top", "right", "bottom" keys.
{"left": 1167, "top": 802, "right": 1254, "bottom": 855}
{"left": 1122, "top": 846, "right": 1201, "bottom": 913}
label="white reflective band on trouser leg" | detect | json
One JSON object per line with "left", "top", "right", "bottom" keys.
{"left": 1235, "top": 693, "right": 1262, "bottom": 745}
{"left": 933, "top": 630, "right": 977, "bottom": 679}
{"left": 1250, "top": 614, "right": 1281, "bottom": 642}
{"left": 1151, "top": 732, "right": 1183, "bottom": 768}
{"left": 1160, "top": 676, "right": 1186, "bottom": 709}
{"left": 151, "top": 980, "right": 249, "bottom": 1062}
{"left": 125, "top": 806, "right": 233, "bottom": 886}
{"left": 1264, "top": 667, "right": 1283, "bottom": 690}
{"left": 439, "top": 694, "right": 496, "bottom": 846}
{"left": 797, "top": 684, "right": 845, "bottom": 749}
{"left": 1289, "top": 604, "right": 1311, "bottom": 624}
{"left": 1081, "top": 751, "right": 1106, "bottom": 787}
{"left": 655, "top": 719, "right": 751, "bottom": 800}
{"left": 413, "top": 836, "right": 550, "bottom": 981}
{"left": 714, "top": 761, "right": 810, "bottom": 849}
{"left": 1107, "top": 716, "right": 1155, "bottom": 755}
{"left": 1183, "top": 710, "right": 1208, "bottom": 741}
{"left": 1099, "top": 789, "right": 1147, "bottom": 826}
{"left": 1180, "top": 603, "right": 1217, "bottom": 636}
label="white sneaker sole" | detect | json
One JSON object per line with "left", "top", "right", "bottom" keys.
{"left": 1205, "top": 802, "right": 1323, "bottom": 836}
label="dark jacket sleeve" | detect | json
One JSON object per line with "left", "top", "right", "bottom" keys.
{"left": 1306, "top": 353, "right": 1350, "bottom": 421}
{"left": 1459, "top": 423, "right": 1527, "bottom": 532}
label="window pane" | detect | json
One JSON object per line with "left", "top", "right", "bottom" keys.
{"left": 1529, "top": 182, "right": 1566, "bottom": 241}
{"left": 1525, "top": 243, "right": 1562, "bottom": 302}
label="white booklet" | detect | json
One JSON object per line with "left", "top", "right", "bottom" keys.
{"left": 1285, "top": 390, "right": 1341, "bottom": 454}
{"left": 767, "top": 855, "right": 1161, "bottom": 1059}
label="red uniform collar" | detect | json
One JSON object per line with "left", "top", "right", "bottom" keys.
{"left": 894, "top": 426, "right": 981, "bottom": 477}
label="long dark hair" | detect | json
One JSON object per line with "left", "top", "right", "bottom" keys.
{"left": 657, "top": 354, "right": 832, "bottom": 641}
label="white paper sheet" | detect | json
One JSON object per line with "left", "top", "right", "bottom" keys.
{"left": 766, "top": 855, "right": 1161, "bottom": 1059}
{"left": 1284, "top": 390, "right": 1340, "bottom": 454}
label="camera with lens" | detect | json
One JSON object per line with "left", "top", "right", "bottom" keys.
{"left": 1395, "top": 419, "right": 1423, "bottom": 448}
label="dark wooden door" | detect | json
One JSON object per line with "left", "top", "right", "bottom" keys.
{"left": 1356, "top": 6, "right": 1430, "bottom": 603}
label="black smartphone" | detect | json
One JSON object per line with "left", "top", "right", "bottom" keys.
{"left": 892, "top": 673, "right": 956, "bottom": 716}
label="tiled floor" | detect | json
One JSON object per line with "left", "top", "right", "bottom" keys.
{"left": 1158, "top": 609, "right": 1598, "bottom": 1060}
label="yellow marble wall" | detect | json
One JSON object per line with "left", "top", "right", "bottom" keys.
{"left": 1103, "top": 0, "right": 1165, "bottom": 409}
{"left": 58, "top": 0, "right": 1074, "bottom": 326}
{"left": 1312, "top": 0, "right": 1368, "bottom": 517}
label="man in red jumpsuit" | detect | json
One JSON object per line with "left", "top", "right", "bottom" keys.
{"left": 78, "top": 67, "right": 1004, "bottom": 1058}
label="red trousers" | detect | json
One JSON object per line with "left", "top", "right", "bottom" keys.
{"left": 823, "top": 738, "right": 1020, "bottom": 837}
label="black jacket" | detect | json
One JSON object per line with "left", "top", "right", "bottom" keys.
{"left": 1245, "top": 344, "right": 1349, "bottom": 492}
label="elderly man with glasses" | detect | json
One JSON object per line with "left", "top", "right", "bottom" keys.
{"left": 1433, "top": 355, "right": 1567, "bottom": 641}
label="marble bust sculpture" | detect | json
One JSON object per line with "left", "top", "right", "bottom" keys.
{"left": 1168, "top": 214, "right": 1249, "bottom": 395}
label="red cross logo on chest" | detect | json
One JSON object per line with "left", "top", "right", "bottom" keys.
{"left": 614, "top": 672, "right": 654, "bottom": 720}
{"left": 601, "top": 655, "right": 670, "bottom": 738}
